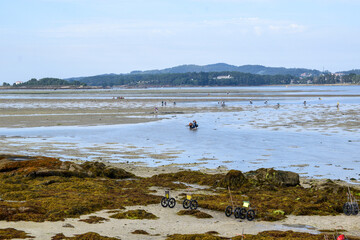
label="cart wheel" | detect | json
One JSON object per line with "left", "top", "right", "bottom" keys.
{"left": 247, "top": 209, "right": 256, "bottom": 221}
{"left": 343, "top": 202, "right": 352, "bottom": 216}
{"left": 161, "top": 197, "right": 168, "bottom": 207}
{"left": 183, "top": 199, "right": 190, "bottom": 209}
{"left": 190, "top": 200, "right": 198, "bottom": 210}
{"left": 225, "top": 206, "right": 232, "bottom": 217}
{"left": 239, "top": 208, "right": 247, "bottom": 219}
{"left": 352, "top": 202, "right": 359, "bottom": 215}
{"left": 168, "top": 198, "right": 176, "bottom": 208}
{"left": 234, "top": 207, "right": 241, "bottom": 218}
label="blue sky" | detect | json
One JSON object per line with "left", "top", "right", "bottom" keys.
{"left": 1, "top": 0, "right": 359, "bottom": 83}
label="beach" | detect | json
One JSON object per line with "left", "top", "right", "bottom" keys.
{"left": 0, "top": 86, "right": 359, "bottom": 239}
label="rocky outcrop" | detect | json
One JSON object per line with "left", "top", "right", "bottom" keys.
{"left": 0, "top": 154, "right": 134, "bottom": 179}
{"left": 217, "top": 170, "right": 247, "bottom": 189}
{"left": 245, "top": 168, "right": 300, "bottom": 187}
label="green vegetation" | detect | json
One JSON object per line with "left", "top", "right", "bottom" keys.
{"left": 14, "top": 78, "right": 84, "bottom": 87}
{"left": 72, "top": 72, "right": 294, "bottom": 87}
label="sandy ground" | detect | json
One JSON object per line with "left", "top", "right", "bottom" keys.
{"left": 0, "top": 182, "right": 359, "bottom": 239}
{"left": 0, "top": 88, "right": 360, "bottom": 239}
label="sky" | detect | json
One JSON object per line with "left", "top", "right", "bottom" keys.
{"left": 0, "top": 0, "right": 359, "bottom": 83}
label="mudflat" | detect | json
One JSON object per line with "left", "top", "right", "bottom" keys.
{"left": 0, "top": 87, "right": 359, "bottom": 239}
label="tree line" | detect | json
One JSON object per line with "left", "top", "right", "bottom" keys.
{"left": 77, "top": 72, "right": 294, "bottom": 87}
{"left": 2, "top": 72, "right": 359, "bottom": 88}
{"left": 2, "top": 78, "right": 84, "bottom": 87}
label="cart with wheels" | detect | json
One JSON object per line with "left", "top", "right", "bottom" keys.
{"left": 161, "top": 190, "right": 176, "bottom": 208}
{"left": 183, "top": 194, "right": 198, "bottom": 210}
{"left": 233, "top": 201, "right": 256, "bottom": 221}
{"left": 182, "top": 188, "right": 198, "bottom": 210}
{"left": 343, "top": 187, "right": 359, "bottom": 216}
{"left": 224, "top": 186, "right": 241, "bottom": 217}
{"left": 225, "top": 187, "right": 256, "bottom": 221}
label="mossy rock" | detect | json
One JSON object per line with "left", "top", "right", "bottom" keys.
{"left": 177, "top": 210, "right": 213, "bottom": 218}
{"left": 81, "top": 162, "right": 135, "bottom": 179}
{"left": 166, "top": 234, "right": 225, "bottom": 240}
{"left": 51, "top": 232, "right": 119, "bottom": 240}
{"left": 131, "top": 230, "right": 149, "bottom": 235}
{"left": 0, "top": 155, "right": 134, "bottom": 179}
{"left": 217, "top": 170, "right": 247, "bottom": 189}
{"left": 245, "top": 168, "right": 299, "bottom": 187}
{"left": 233, "top": 230, "right": 326, "bottom": 240}
{"left": 0, "top": 228, "right": 34, "bottom": 239}
{"left": 79, "top": 216, "right": 109, "bottom": 224}
{"left": 110, "top": 209, "right": 158, "bottom": 220}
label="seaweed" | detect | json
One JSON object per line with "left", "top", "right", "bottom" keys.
{"left": 51, "top": 232, "right": 119, "bottom": 240}
{"left": 0, "top": 228, "right": 34, "bottom": 239}
{"left": 79, "top": 216, "right": 109, "bottom": 224}
{"left": 109, "top": 209, "right": 158, "bottom": 220}
{"left": 131, "top": 230, "right": 149, "bottom": 235}
{"left": 177, "top": 210, "right": 213, "bottom": 218}
{"left": 166, "top": 233, "right": 227, "bottom": 240}
{"left": 0, "top": 155, "right": 358, "bottom": 223}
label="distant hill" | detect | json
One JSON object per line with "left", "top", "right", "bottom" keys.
{"left": 338, "top": 69, "right": 360, "bottom": 75}
{"left": 130, "top": 63, "right": 322, "bottom": 77}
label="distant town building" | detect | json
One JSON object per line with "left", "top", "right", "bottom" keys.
{"left": 15, "top": 81, "right": 23, "bottom": 85}
{"left": 216, "top": 75, "right": 233, "bottom": 80}
{"left": 299, "top": 73, "right": 313, "bottom": 79}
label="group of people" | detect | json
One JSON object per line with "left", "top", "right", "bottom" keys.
{"left": 188, "top": 120, "right": 198, "bottom": 129}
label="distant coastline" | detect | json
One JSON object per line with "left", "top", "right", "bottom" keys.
{"left": 0, "top": 83, "right": 358, "bottom": 90}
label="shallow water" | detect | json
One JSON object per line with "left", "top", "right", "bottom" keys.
{"left": 0, "top": 86, "right": 359, "bottom": 181}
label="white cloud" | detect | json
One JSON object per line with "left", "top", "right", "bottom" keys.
{"left": 40, "top": 17, "right": 306, "bottom": 40}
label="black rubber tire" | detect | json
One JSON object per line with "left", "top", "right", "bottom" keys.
{"left": 161, "top": 197, "right": 168, "bottom": 207}
{"left": 225, "top": 206, "right": 232, "bottom": 217}
{"left": 168, "top": 198, "right": 176, "bottom": 208}
{"left": 352, "top": 202, "right": 359, "bottom": 215}
{"left": 234, "top": 207, "right": 241, "bottom": 218}
{"left": 183, "top": 199, "right": 190, "bottom": 209}
{"left": 239, "top": 208, "right": 247, "bottom": 219}
{"left": 247, "top": 209, "right": 256, "bottom": 221}
{"left": 190, "top": 200, "right": 198, "bottom": 210}
{"left": 343, "top": 202, "right": 352, "bottom": 216}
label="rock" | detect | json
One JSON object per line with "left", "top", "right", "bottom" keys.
{"left": 62, "top": 223, "right": 75, "bottom": 228}
{"left": 217, "top": 170, "right": 247, "bottom": 189}
{"left": 245, "top": 168, "right": 300, "bottom": 187}
{"left": 0, "top": 154, "right": 134, "bottom": 179}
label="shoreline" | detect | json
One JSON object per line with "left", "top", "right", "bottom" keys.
{"left": 0, "top": 83, "right": 358, "bottom": 90}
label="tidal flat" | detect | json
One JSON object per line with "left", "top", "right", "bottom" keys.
{"left": 0, "top": 86, "right": 360, "bottom": 239}
{"left": 0, "top": 86, "right": 359, "bottom": 181}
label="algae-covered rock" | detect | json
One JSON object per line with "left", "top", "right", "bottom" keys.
{"left": 110, "top": 209, "right": 158, "bottom": 220}
{"left": 51, "top": 232, "right": 119, "bottom": 240}
{"left": 166, "top": 233, "right": 224, "bottom": 240}
{"left": 81, "top": 162, "right": 134, "bottom": 179}
{"left": 177, "top": 210, "right": 213, "bottom": 218}
{"left": 0, "top": 155, "right": 134, "bottom": 179}
{"left": 0, "top": 228, "right": 34, "bottom": 239}
{"left": 245, "top": 168, "right": 299, "bottom": 187}
{"left": 217, "top": 170, "right": 247, "bottom": 189}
